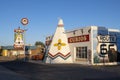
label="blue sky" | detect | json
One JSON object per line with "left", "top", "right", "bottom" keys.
{"left": 0, "top": 0, "right": 120, "bottom": 46}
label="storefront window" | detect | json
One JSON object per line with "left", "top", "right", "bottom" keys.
{"left": 76, "top": 47, "right": 87, "bottom": 59}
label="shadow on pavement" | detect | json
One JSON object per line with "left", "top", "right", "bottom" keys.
{"left": 0, "top": 59, "right": 120, "bottom": 80}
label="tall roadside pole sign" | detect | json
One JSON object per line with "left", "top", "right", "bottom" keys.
{"left": 13, "top": 27, "right": 24, "bottom": 59}
{"left": 21, "top": 18, "right": 29, "bottom": 60}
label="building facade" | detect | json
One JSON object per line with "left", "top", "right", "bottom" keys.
{"left": 66, "top": 26, "right": 120, "bottom": 65}
{"left": 1, "top": 46, "right": 36, "bottom": 58}
{"left": 45, "top": 19, "right": 120, "bottom": 65}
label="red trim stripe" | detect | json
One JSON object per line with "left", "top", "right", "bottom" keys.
{"left": 48, "top": 52, "right": 71, "bottom": 59}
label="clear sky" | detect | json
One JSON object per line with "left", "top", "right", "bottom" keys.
{"left": 0, "top": 0, "right": 120, "bottom": 46}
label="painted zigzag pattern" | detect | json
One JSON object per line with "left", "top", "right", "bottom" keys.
{"left": 48, "top": 52, "right": 71, "bottom": 60}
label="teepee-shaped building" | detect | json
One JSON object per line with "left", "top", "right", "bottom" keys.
{"left": 45, "top": 19, "right": 73, "bottom": 63}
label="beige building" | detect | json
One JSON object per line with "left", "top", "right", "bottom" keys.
{"left": 1, "top": 46, "right": 36, "bottom": 58}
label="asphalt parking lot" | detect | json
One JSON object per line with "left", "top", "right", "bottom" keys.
{"left": 0, "top": 60, "right": 120, "bottom": 80}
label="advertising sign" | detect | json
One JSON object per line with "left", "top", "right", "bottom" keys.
{"left": 68, "top": 35, "right": 89, "bottom": 43}
{"left": 21, "top": 18, "right": 29, "bottom": 25}
{"left": 14, "top": 27, "right": 24, "bottom": 49}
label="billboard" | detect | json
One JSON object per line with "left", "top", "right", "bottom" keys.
{"left": 14, "top": 27, "right": 24, "bottom": 50}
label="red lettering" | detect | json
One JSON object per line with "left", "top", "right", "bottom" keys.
{"left": 68, "top": 35, "right": 89, "bottom": 43}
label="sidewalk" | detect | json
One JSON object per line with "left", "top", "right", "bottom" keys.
{"left": 0, "top": 65, "right": 28, "bottom": 80}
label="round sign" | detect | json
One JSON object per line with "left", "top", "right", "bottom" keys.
{"left": 21, "top": 18, "right": 29, "bottom": 25}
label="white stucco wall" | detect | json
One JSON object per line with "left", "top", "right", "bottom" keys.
{"left": 66, "top": 26, "right": 92, "bottom": 64}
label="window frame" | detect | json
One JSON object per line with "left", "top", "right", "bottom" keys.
{"left": 76, "top": 46, "right": 87, "bottom": 60}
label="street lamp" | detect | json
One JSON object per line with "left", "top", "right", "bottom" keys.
{"left": 21, "top": 18, "right": 29, "bottom": 61}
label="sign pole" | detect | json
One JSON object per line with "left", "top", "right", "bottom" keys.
{"left": 21, "top": 18, "right": 29, "bottom": 61}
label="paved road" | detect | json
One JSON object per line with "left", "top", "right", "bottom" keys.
{"left": 0, "top": 65, "right": 28, "bottom": 80}
{"left": 0, "top": 61, "right": 120, "bottom": 80}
